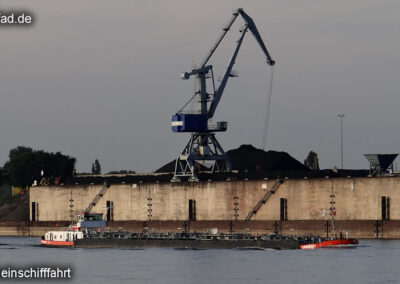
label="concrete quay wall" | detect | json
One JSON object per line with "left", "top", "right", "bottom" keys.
{"left": 29, "top": 176, "right": 400, "bottom": 222}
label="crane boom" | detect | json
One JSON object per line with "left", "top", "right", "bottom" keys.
{"left": 199, "top": 10, "right": 240, "bottom": 68}
{"left": 200, "top": 8, "right": 274, "bottom": 69}
{"left": 207, "top": 8, "right": 275, "bottom": 118}
{"left": 208, "top": 26, "right": 248, "bottom": 119}
{"left": 238, "top": 9, "right": 275, "bottom": 66}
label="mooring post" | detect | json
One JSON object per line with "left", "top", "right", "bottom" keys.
{"left": 375, "top": 220, "right": 381, "bottom": 239}
{"left": 183, "top": 221, "right": 187, "bottom": 233}
{"left": 274, "top": 221, "right": 279, "bottom": 235}
{"left": 325, "top": 220, "right": 330, "bottom": 238}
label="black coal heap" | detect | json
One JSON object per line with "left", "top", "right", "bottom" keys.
{"left": 69, "top": 145, "right": 368, "bottom": 185}
{"left": 227, "top": 144, "right": 310, "bottom": 172}
{"left": 155, "top": 144, "right": 309, "bottom": 173}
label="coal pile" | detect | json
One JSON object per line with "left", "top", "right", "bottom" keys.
{"left": 226, "top": 145, "right": 310, "bottom": 173}
{"left": 155, "top": 144, "right": 310, "bottom": 173}
{"left": 65, "top": 145, "right": 368, "bottom": 185}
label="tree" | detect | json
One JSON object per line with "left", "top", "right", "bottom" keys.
{"left": 91, "top": 159, "right": 101, "bottom": 175}
{"left": 2, "top": 146, "right": 76, "bottom": 187}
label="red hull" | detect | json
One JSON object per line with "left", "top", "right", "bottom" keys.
{"left": 40, "top": 239, "right": 74, "bottom": 247}
{"left": 300, "top": 238, "right": 358, "bottom": 250}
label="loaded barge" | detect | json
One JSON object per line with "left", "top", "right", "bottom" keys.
{"left": 40, "top": 212, "right": 299, "bottom": 249}
{"left": 74, "top": 232, "right": 300, "bottom": 250}
{"left": 41, "top": 212, "right": 358, "bottom": 250}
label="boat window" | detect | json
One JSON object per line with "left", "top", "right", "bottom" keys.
{"left": 84, "top": 213, "right": 103, "bottom": 221}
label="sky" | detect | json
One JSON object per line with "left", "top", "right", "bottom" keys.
{"left": 1, "top": 0, "right": 400, "bottom": 173}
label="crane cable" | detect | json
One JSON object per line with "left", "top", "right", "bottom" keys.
{"left": 177, "top": 79, "right": 198, "bottom": 114}
{"left": 262, "top": 65, "right": 275, "bottom": 151}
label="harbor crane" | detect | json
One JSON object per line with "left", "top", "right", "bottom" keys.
{"left": 171, "top": 8, "right": 275, "bottom": 181}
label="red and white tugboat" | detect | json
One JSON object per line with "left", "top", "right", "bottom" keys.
{"left": 300, "top": 186, "right": 359, "bottom": 250}
{"left": 40, "top": 212, "right": 106, "bottom": 247}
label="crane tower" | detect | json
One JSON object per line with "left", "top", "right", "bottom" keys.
{"left": 171, "top": 8, "right": 275, "bottom": 181}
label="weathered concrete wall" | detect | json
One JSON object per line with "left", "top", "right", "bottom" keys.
{"left": 29, "top": 176, "right": 400, "bottom": 222}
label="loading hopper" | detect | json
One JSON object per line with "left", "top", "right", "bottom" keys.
{"left": 364, "top": 154, "right": 398, "bottom": 176}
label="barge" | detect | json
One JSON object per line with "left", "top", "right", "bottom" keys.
{"left": 40, "top": 212, "right": 358, "bottom": 250}
{"left": 41, "top": 230, "right": 300, "bottom": 250}
{"left": 74, "top": 233, "right": 300, "bottom": 249}
{"left": 40, "top": 212, "right": 299, "bottom": 249}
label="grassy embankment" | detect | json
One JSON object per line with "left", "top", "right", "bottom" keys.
{"left": 0, "top": 184, "right": 28, "bottom": 221}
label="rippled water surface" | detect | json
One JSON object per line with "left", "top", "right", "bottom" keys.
{"left": 0, "top": 237, "right": 399, "bottom": 283}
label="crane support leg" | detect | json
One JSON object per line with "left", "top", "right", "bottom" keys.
{"left": 171, "top": 133, "right": 232, "bottom": 182}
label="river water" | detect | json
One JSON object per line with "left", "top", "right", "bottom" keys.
{"left": 0, "top": 237, "right": 399, "bottom": 283}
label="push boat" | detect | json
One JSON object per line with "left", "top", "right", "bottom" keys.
{"left": 40, "top": 212, "right": 104, "bottom": 247}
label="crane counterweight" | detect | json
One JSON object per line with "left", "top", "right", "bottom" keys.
{"left": 180, "top": 72, "right": 190, "bottom": 80}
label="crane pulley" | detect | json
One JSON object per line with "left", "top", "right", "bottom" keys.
{"left": 171, "top": 8, "right": 275, "bottom": 182}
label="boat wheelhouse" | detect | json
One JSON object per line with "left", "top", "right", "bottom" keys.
{"left": 40, "top": 212, "right": 106, "bottom": 247}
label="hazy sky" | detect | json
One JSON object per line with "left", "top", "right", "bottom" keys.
{"left": 1, "top": 0, "right": 400, "bottom": 173}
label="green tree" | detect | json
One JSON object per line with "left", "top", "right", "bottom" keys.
{"left": 91, "top": 159, "right": 101, "bottom": 175}
{"left": 2, "top": 146, "right": 76, "bottom": 187}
